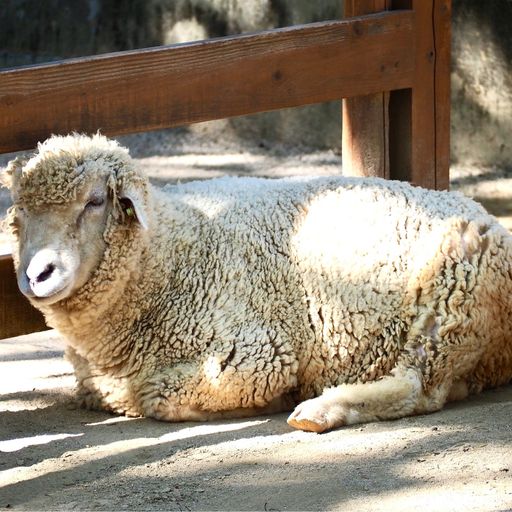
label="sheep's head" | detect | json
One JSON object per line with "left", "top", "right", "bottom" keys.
{"left": 1, "top": 133, "right": 149, "bottom": 306}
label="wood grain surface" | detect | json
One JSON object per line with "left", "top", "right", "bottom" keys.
{"left": 342, "top": 0, "right": 392, "bottom": 180}
{"left": 389, "top": 0, "right": 451, "bottom": 190}
{"left": 0, "top": 12, "right": 414, "bottom": 154}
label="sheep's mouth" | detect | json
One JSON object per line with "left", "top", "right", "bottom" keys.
{"left": 28, "top": 282, "right": 73, "bottom": 305}
{"left": 17, "top": 271, "right": 73, "bottom": 305}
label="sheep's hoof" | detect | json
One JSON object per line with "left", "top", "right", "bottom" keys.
{"left": 287, "top": 398, "right": 331, "bottom": 433}
{"left": 73, "top": 392, "right": 104, "bottom": 412}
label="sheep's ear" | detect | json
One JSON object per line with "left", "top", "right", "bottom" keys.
{"left": 119, "top": 192, "right": 149, "bottom": 230}
{"left": 1, "top": 157, "right": 26, "bottom": 191}
{"left": 117, "top": 179, "right": 149, "bottom": 231}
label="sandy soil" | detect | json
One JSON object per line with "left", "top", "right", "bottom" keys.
{"left": 0, "top": 331, "right": 511, "bottom": 512}
{"left": 1, "top": 131, "right": 512, "bottom": 511}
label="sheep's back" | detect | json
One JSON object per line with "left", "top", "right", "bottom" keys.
{"left": 154, "top": 176, "right": 499, "bottom": 396}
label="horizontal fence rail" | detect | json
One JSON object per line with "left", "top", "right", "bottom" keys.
{"left": 0, "top": 11, "right": 414, "bottom": 154}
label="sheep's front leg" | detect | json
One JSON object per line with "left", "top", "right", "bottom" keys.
{"left": 138, "top": 332, "right": 299, "bottom": 422}
{"left": 136, "top": 362, "right": 290, "bottom": 422}
{"left": 65, "top": 346, "right": 104, "bottom": 411}
{"left": 65, "top": 346, "right": 141, "bottom": 416}
{"left": 288, "top": 366, "right": 451, "bottom": 433}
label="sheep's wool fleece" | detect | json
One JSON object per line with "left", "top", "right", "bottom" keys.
{"left": 12, "top": 138, "right": 512, "bottom": 420}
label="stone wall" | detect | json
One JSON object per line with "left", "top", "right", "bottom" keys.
{"left": 451, "top": 0, "right": 512, "bottom": 167}
{"left": 1, "top": 0, "right": 511, "bottom": 165}
{"left": 0, "top": 0, "right": 342, "bottom": 65}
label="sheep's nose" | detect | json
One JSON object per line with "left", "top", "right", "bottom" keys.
{"left": 27, "top": 263, "right": 56, "bottom": 284}
{"left": 23, "top": 249, "right": 69, "bottom": 299}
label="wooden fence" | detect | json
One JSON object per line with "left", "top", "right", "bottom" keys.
{"left": 0, "top": 0, "right": 451, "bottom": 339}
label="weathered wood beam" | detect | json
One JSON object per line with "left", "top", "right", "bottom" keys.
{"left": 388, "top": 0, "right": 451, "bottom": 189}
{"left": 342, "top": 0, "right": 391, "bottom": 179}
{"left": 344, "top": 0, "right": 451, "bottom": 190}
{"left": 433, "top": 0, "right": 452, "bottom": 190}
{"left": 0, "top": 12, "right": 415, "bottom": 154}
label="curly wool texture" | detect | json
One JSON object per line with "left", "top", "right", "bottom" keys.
{"left": 7, "top": 135, "right": 512, "bottom": 427}
{"left": 8, "top": 134, "right": 132, "bottom": 207}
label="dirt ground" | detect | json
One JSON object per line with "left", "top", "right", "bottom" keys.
{"left": 1, "top": 331, "right": 511, "bottom": 512}
{"left": 1, "top": 131, "right": 512, "bottom": 511}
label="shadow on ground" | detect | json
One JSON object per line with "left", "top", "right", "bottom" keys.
{"left": 0, "top": 331, "right": 511, "bottom": 512}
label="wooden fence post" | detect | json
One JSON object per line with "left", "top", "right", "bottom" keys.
{"left": 342, "top": 0, "right": 391, "bottom": 179}
{"left": 343, "top": 0, "right": 451, "bottom": 189}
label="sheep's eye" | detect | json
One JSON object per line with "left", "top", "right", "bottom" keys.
{"left": 78, "top": 196, "right": 105, "bottom": 225}
{"left": 85, "top": 196, "right": 105, "bottom": 209}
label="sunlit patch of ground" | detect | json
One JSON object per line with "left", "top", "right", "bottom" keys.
{"left": 450, "top": 165, "right": 512, "bottom": 231}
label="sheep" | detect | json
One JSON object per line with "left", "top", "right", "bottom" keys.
{"left": 2, "top": 133, "right": 512, "bottom": 433}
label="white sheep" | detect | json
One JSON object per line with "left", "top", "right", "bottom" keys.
{"left": 2, "top": 133, "right": 512, "bottom": 433}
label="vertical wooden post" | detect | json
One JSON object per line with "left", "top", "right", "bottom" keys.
{"left": 342, "top": 0, "right": 391, "bottom": 179}
{"left": 391, "top": 0, "right": 451, "bottom": 189}
{"left": 432, "top": 0, "right": 452, "bottom": 190}
{"left": 343, "top": 0, "right": 451, "bottom": 190}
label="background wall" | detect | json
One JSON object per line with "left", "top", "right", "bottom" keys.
{"left": 1, "top": 0, "right": 511, "bottom": 166}
{"left": 451, "top": 0, "right": 512, "bottom": 167}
